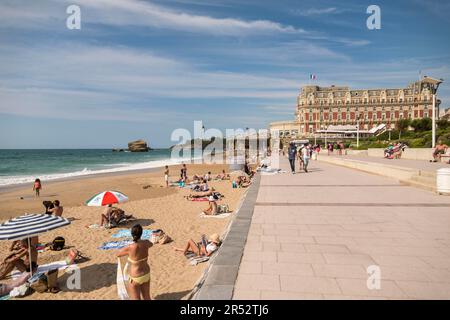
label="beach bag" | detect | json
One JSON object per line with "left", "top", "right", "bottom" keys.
{"left": 150, "top": 230, "right": 163, "bottom": 244}
{"left": 10, "top": 283, "right": 32, "bottom": 298}
{"left": 28, "top": 273, "right": 48, "bottom": 293}
{"left": 159, "top": 233, "right": 172, "bottom": 245}
{"left": 218, "top": 204, "right": 230, "bottom": 214}
{"left": 51, "top": 236, "right": 65, "bottom": 251}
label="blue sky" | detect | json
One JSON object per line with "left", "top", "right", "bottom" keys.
{"left": 0, "top": 0, "right": 449, "bottom": 148}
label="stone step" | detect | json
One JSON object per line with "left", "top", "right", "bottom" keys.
{"left": 410, "top": 175, "right": 436, "bottom": 186}
{"left": 418, "top": 170, "right": 437, "bottom": 179}
{"left": 401, "top": 178, "right": 437, "bottom": 192}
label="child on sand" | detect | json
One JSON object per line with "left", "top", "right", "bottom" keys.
{"left": 164, "top": 166, "right": 169, "bottom": 187}
{"left": 33, "top": 178, "right": 42, "bottom": 197}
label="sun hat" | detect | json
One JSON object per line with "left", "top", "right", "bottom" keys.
{"left": 208, "top": 195, "right": 215, "bottom": 202}
{"left": 209, "top": 233, "right": 221, "bottom": 244}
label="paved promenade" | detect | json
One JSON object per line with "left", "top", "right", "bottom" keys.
{"left": 332, "top": 154, "right": 449, "bottom": 172}
{"left": 232, "top": 158, "right": 450, "bottom": 299}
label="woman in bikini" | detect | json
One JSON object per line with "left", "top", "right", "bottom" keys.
{"left": 116, "top": 224, "right": 152, "bottom": 300}
{"left": 172, "top": 233, "right": 221, "bottom": 257}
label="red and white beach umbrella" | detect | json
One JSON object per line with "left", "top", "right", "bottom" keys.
{"left": 85, "top": 191, "right": 129, "bottom": 207}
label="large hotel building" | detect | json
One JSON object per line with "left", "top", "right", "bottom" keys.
{"left": 270, "top": 76, "right": 442, "bottom": 138}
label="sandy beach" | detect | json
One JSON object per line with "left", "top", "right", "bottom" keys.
{"left": 0, "top": 164, "right": 248, "bottom": 300}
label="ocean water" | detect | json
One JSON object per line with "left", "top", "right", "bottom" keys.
{"left": 0, "top": 149, "right": 183, "bottom": 187}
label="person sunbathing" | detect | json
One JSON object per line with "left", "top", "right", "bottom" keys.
{"left": 47, "top": 200, "right": 63, "bottom": 217}
{"left": 215, "top": 170, "right": 230, "bottom": 180}
{"left": 172, "top": 233, "right": 221, "bottom": 257}
{"left": 117, "top": 224, "right": 152, "bottom": 300}
{"left": 100, "top": 205, "right": 134, "bottom": 227}
{"left": 186, "top": 187, "right": 216, "bottom": 199}
{"left": 202, "top": 196, "right": 218, "bottom": 215}
{"left": 6, "top": 239, "right": 38, "bottom": 274}
{"left": 100, "top": 204, "right": 114, "bottom": 226}
{"left": 244, "top": 161, "right": 255, "bottom": 178}
{"left": 237, "top": 176, "right": 251, "bottom": 188}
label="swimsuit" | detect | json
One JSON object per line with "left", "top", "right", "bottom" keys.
{"left": 126, "top": 257, "right": 150, "bottom": 285}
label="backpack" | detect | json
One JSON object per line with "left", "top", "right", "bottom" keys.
{"left": 217, "top": 204, "right": 229, "bottom": 214}
{"left": 51, "top": 237, "right": 65, "bottom": 251}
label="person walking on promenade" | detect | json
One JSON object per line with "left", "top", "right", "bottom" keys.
{"left": 327, "top": 143, "right": 333, "bottom": 156}
{"left": 288, "top": 143, "right": 297, "bottom": 174}
{"left": 302, "top": 144, "right": 310, "bottom": 173}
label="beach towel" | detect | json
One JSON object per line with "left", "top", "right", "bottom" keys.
{"left": 189, "top": 256, "right": 210, "bottom": 266}
{"left": 117, "top": 258, "right": 129, "bottom": 300}
{"left": 98, "top": 240, "right": 133, "bottom": 250}
{"left": 191, "top": 197, "right": 210, "bottom": 202}
{"left": 86, "top": 224, "right": 103, "bottom": 229}
{"left": 111, "top": 229, "right": 154, "bottom": 239}
{"left": 199, "top": 212, "right": 231, "bottom": 219}
{"left": 10, "top": 260, "right": 69, "bottom": 280}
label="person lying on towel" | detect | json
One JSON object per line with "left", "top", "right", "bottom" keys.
{"left": 172, "top": 234, "right": 221, "bottom": 257}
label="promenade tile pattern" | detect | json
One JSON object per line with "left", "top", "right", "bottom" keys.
{"left": 233, "top": 159, "right": 450, "bottom": 300}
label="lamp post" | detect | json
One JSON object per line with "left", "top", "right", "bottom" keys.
{"left": 356, "top": 116, "right": 360, "bottom": 148}
{"left": 430, "top": 79, "right": 443, "bottom": 148}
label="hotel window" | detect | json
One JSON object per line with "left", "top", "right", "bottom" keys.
{"left": 364, "top": 98, "right": 368, "bottom": 104}
{"left": 365, "top": 114, "right": 368, "bottom": 120}
{"left": 309, "top": 115, "right": 313, "bottom": 121}
{"left": 338, "top": 114, "right": 341, "bottom": 120}
{"left": 329, "top": 114, "right": 332, "bottom": 120}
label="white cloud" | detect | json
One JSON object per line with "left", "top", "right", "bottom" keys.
{"left": 292, "top": 7, "right": 341, "bottom": 17}
{"left": 0, "top": 0, "right": 307, "bottom": 36}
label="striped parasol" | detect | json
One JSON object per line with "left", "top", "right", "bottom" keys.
{"left": 85, "top": 191, "right": 129, "bottom": 207}
{"left": 0, "top": 213, "right": 71, "bottom": 241}
{"left": 0, "top": 213, "right": 71, "bottom": 276}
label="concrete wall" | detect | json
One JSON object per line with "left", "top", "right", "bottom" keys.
{"left": 403, "top": 148, "right": 434, "bottom": 161}
{"left": 320, "top": 156, "right": 419, "bottom": 181}
{"left": 345, "top": 150, "right": 368, "bottom": 156}
{"left": 368, "top": 148, "right": 434, "bottom": 161}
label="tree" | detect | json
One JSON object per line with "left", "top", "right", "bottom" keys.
{"left": 437, "top": 119, "right": 450, "bottom": 130}
{"left": 396, "top": 118, "right": 411, "bottom": 139}
{"left": 410, "top": 118, "right": 432, "bottom": 132}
